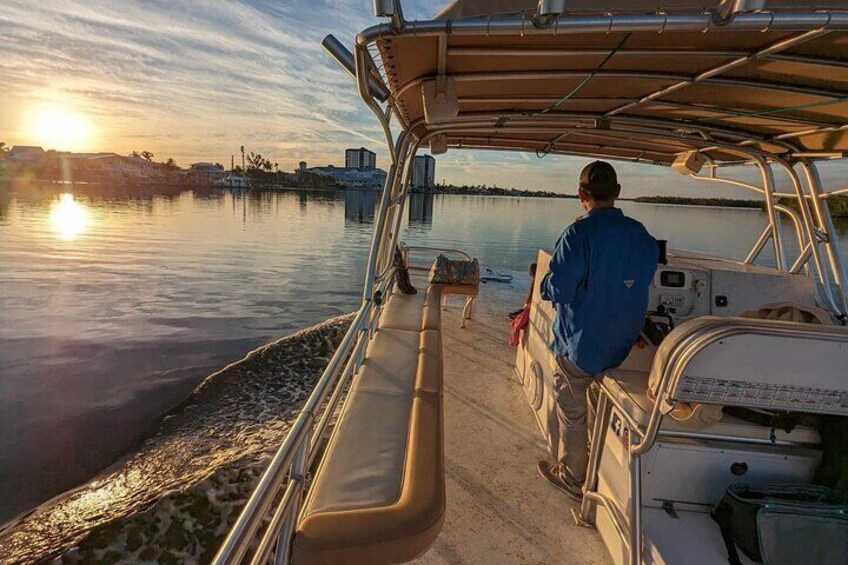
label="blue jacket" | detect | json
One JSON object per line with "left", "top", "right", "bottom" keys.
{"left": 540, "top": 208, "right": 658, "bottom": 374}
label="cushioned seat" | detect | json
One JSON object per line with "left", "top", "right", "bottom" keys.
{"left": 602, "top": 369, "right": 820, "bottom": 444}
{"left": 378, "top": 290, "right": 428, "bottom": 332}
{"left": 417, "top": 330, "right": 443, "bottom": 394}
{"left": 377, "top": 283, "right": 453, "bottom": 333}
{"left": 293, "top": 285, "right": 447, "bottom": 565}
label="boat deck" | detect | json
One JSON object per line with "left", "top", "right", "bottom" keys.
{"left": 413, "top": 278, "right": 609, "bottom": 565}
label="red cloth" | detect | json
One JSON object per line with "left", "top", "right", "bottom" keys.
{"left": 509, "top": 304, "right": 531, "bottom": 347}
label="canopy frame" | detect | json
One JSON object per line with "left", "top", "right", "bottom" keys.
{"left": 349, "top": 1, "right": 848, "bottom": 320}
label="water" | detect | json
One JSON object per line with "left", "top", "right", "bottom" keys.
{"left": 1, "top": 185, "right": 846, "bottom": 530}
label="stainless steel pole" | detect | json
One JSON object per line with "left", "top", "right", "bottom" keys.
{"left": 801, "top": 160, "right": 848, "bottom": 318}
{"left": 774, "top": 159, "right": 842, "bottom": 314}
{"left": 754, "top": 156, "right": 786, "bottom": 271}
{"left": 579, "top": 392, "right": 609, "bottom": 524}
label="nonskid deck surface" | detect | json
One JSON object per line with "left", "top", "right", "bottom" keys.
{"left": 412, "top": 277, "right": 609, "bottom": 565}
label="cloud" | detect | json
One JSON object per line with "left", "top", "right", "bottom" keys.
{"left": 1, "top": 1, "right": 386, "bottom": 165}
{"left": 2, "top": 1, "right": 844, "bottom": 196}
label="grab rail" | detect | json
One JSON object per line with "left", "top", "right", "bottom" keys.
{"left": 403, "top": 245, "right": 472, "bottom": 270}
{"left": 212, "top": 304, "right": 373, "bottom": 565}
{"left": 638, "top": 316, "right": 848, "bottom": 456}
{"left": 403, "top": 245, "right": 472, "bottom": 261}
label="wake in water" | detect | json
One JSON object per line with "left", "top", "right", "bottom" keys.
{"left": 0, "top": 314, "right": 353, "bottom": 564}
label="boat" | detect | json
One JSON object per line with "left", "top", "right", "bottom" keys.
{"left": 213, "top": 1, "right": 848, "bottom": 563}
{"left": 215, "top": 173, "right": 253, "bottom": 189}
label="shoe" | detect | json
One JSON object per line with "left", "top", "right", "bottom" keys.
{"left": 537, "top": 460, "right": 583, "bottom": 501}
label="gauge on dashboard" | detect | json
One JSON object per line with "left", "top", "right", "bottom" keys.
{"left": 660, "top": 270, "right": 687, "bottom": 288}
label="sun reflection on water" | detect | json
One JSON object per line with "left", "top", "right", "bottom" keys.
{"left": 49, "top": 193, "right": 89, "bottom": 240}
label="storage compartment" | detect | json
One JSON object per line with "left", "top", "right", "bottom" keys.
{"left": 642, "top": 438, "right": 821, "bottom": 513}
{"left": 595, "top": 405, "right": 822, "bottom": 565}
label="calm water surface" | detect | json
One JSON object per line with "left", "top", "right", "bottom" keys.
{"left": 1, "top": 185, "right": 846, "bottom": 521}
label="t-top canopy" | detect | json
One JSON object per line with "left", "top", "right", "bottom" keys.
{"left": 361, "top": 1, "right": 848, "bottom": 166}
{"left": 435, "top": 1, "right": 848, "bottom": 20}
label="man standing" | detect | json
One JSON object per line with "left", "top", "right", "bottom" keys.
{"left": 537, "top": 161, "right": 658, "bottom": 500}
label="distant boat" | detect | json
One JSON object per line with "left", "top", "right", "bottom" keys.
{"left": 214, "top": 173, "right": 252, "bottom": 189}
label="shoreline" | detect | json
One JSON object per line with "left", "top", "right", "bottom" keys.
{"left": 0, "top": 181, "right": 793, "bottom": 212}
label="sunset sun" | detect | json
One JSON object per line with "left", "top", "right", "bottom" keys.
{"left": 29, "top": 104, "right": 93, "bottom": 151}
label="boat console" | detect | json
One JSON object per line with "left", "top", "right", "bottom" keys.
{"left": 650, "top": 251, "right": 815, "bottom": 320}
{"left": 623, "top": 250, "right": 817, "bottom": 374}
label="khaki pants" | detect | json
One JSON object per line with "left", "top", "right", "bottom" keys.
{"left": 553, "top": 355, "right": 598, "bottom": 484}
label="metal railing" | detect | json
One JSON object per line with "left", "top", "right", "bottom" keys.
{"left": 212, "top": 304, "right": 374, "bottom": 565}
{"left": 689, "top": 158, "right": 848, "bottom": 320}
{"left": 403, "top": 245, "right": 472, "bottom": 269}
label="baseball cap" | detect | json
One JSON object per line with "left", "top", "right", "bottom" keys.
{"left": 579, "top": 160, "right": 620, "bottom": 200}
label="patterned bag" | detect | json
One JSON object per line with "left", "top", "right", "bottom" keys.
{"left": 429, "top": 254, "right": 480, "bottom": 286}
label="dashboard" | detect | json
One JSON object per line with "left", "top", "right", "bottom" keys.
{"left": 649, "top": 252, "right": 815, "bottom": 323}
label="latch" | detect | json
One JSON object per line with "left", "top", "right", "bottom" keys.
{"left": 661, "top": 500, "right": 680, "bottom": 519}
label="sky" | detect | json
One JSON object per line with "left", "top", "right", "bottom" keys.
{"left": 1, "top": 1, "right": 845, "bottom": 197}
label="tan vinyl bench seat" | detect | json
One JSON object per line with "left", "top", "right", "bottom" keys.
{"left": 602, "top": 369, "right": 821, "bottom": 445}
{"left": 293, "top": 281, "right": 472, "bottom": 564}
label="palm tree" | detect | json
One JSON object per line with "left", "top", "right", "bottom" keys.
{"left": 140, "top": 151, "right": 154, "bottom": 162}
{"left": 164, "top": 157, "right": 178, "bottom": 169}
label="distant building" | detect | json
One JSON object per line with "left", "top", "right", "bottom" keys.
{"left": 411, "top": 154, "right": 436, "bottom": 189}
{"left": 6, "top": 146, "right": 46, "bottom": 162}
{"left": 299, "top": 161, "right": 307, "bottom": 172}
{"left": 63, "top": 153, "right": 171, "bottom": 181}
{"left": 188, "top": 162, "right": 225, "bottom": 185}
{"left": 307, "top": 165, "right": 387, "bottom": 189}
{"left": 344, "top": 167, "right": 386, "bottom": 189}
{"left": 1, "top": 148, "right": 187, "bottom": 183}
{"left": 345, "top": 147, "right": 376, "bottom": 170}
